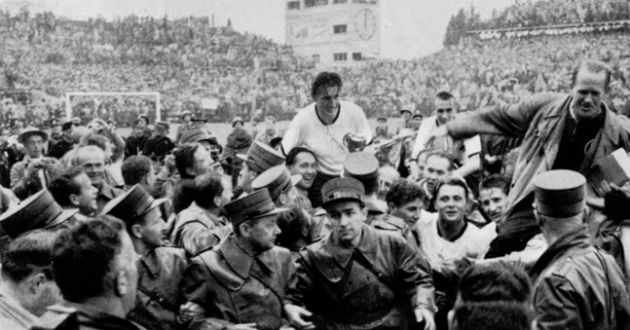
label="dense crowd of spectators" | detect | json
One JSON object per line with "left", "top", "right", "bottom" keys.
{"left": 2, "top": 2, "right": 630, "bottom": 127}
{"left": 469, "top": 0, "right": 630, "bottom": 30}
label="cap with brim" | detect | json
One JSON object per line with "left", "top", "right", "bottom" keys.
{"left": 0, "top": 190, "right": 74, "bottom": 238}
{"left": 236, "top": 141, "right": 285, "bottom": 174}
{"left": 377, "top": 116, "right": 387, "bottom": 122}
{"left": 232, "top": 116, "right": 244, "bottom": 127}
{"left": 180, "top": 110, "right": 192, "bottom": 118}
{"left": 365, "top": 199, "right": 387, "bottom": 215}
{"left": 223, "top": 189, "right": 287, "bottom": 226}
{"left": 155, "top": 122, "right": 170, "bottom": 129}
{"left": 534, "top": 170, "right": 586, "bottom": 218}
{"left": 412, "top": 114, "right": 424, "bottom": 120}
{"left": 251, "top": 166, "right": 295, "bottom": 202}
{"left": 321, "top": 177, "right": 365, "bottom": 208}
{"left": 180, "top": 128, "right": 217, "bottom": 145}
{"left": 100, "top": 185, "right": 164, "bottom": 223}
{"left": 343, "top": 152, "right": 378, "bottom": 182}
{"left": 399, "top": 109, "right": 412, "bottom": 115}
{"left": 18, "top": 127, "right": 48, "bottom": 144}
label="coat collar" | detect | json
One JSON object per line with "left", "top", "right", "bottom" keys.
{"left": 219, "top": 236, "right": 273, "bottom": 279}
{"left": 139, "top": 249, "right": 161, "bottom": 279}
{"left": 321, "top": 224, "right": 378, "bottom": 268}
{"left": 529, "top": 226, "right": 590, "bottom": 281}
{"left": 99, "top": 183, "right": 119, "bottom": 200}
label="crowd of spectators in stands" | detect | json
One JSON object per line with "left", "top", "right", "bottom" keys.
{"left": 1, "top": 1, "right": 630, "bottom": 128}
{"left": 469, "top": 0, "right": 630, "bottom": 30}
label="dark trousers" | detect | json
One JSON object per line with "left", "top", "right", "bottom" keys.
{"left": 308, "top": 171, "right": 340, "bottom": 208}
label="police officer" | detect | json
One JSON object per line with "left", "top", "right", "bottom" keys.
{"left": 181, "top": 189, "right": 294, "bottom": 330}
{"left": 234, "top": 141, "right": 285, "bottom": 198}
{"left": 284, "top": 177, "right": 437, "bottom": 330}
{"left": 530, "top": 170, "right": 630, "bottom": 329}
{"left": 0, "top": 189, "right": 79, "bottom": 240}
{"left": 101, "top": 184, "right": 188, "bottom": 330}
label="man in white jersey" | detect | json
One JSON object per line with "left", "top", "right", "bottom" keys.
{"left": 282, "top": 72, "right": 372, "bottom": 207}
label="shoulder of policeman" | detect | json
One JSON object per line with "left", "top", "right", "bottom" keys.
{"left": 372, "top": 214, "right": 407, "bottom": 232}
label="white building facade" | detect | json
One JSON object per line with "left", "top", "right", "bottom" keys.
{"left": 285, "top": 0, "right": 381, "bottom": 67}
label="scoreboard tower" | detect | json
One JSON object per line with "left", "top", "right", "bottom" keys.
{"left": 285, "top": 0, "right": 380, "bottom": 67}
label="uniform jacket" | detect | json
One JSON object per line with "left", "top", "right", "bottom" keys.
{"left": 530, "top": 227, "right": 630, "bottom": 330}
{"left": 170, "top": 202, "right": 231, "bottom": 257}
{"left": 128, "top": 246, "right": 188, "bottom": 330}
{"left": 182, "top": 236, "right": 295, "bottom": 330}
{"left": 286, "top": 224, "right": 436, "bottom": 330}
{"left": 96, "top": 183, "right": 124, "bottom": 214}
{"left": 447, "top": 93, "right": 630, "bottom": 218}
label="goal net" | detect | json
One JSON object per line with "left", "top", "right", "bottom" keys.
{"left": 65, "top": 92, "right": 161, "bottom": 127}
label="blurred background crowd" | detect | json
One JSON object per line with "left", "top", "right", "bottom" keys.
{"left": 0, "top": 1, "right": 629, "bottom": 129}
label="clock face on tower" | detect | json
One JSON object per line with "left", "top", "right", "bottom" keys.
{"left": 353, "top": 8, "right": 376, "bottom": 40}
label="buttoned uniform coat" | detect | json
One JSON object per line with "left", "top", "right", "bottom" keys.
{"left": 182, "top": 235, "right": 295, "bottom": 330}
{"left": 530, "top": 227, "right": 630, "bottom": 330}
{"left": 127, "top": 246, "right": 188, "bottom": 330}
{"left": 286, "top": 224, "right": 436, "bottom": 330}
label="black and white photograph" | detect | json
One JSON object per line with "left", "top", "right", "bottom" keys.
{"left": 0, "top": 0, "right": 629, "bottom": 329}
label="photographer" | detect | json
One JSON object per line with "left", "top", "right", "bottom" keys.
{"left": 10, "top": 127, "right": 62, "bottom": 199}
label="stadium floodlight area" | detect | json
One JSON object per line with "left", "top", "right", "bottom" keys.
{"left": 65, "top": 92, "right": 161, "bottom": 122}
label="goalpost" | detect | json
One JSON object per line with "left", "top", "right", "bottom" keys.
{"left": 65, "top": 92, "right": 162, "bottom": 122}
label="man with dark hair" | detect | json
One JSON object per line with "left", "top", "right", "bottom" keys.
{"left": 285, "top": 147, "right": 317, "bottom": 204}
{"left": 174, "top": 143, "right": 213, "bottom": 180}
{"left": 457, "top": 262, "right": 531, "bottom": 304}
{"left": 479, "top": 174, "right": 510, "bottom": 223}
{"left": 430, "top": 60, "right": 630, "bottom": 258}
{"left": 142, "top": 122, "right": 174, "bottom": 163}
{"left": 410, "top": 91, "right": 482, "bottom": 180}
{"left": 0, "top": 230, "right": 62, "bottom": 329}
{"left": 282, "top": 72, "right": 372, "bottom": 207}
{"left": 419, "top": 150, "right": 454, "bottom": 210}
{"left": 165, "top": 143, "right": 217, "bottom": 214}
{"left": 376, "top": 180, "right": 432, "bottom": 248}
{"left": 275, "top": 206, "right": 313, "bottom": 255}
{"left": 284, "top": 177, "right": 436, "bottom": 330}
{"left": 45, "top": 217, "right": 142, "bottom": 329}
{"left": 449, "top": 301, "right": 530, "bottom": 330}
{"left": 529, "top": 170, "right": 630, "bottom": 329}
{"left": 179, "top": 128, "right": 222, "bottom": 162}
{"left": 72, "top": 145, "right": 123, "bottom": 213}
{"left": 101, "top": 185, "right": 187, "bottom": 330}
{"left": 48, "top": 121, "right": 75, "bottom": 159}
{"left": 170, "top": 171, "right": 232, "bottom": 257}
{"left": 121, "top": 155, "right": 154, "bottom": 192}
{"left": 49, "top": 167, "right": 98, "bottom": 218}
{"left": 181, "top": 189, "right": 294, "bottom": 330}
{"left": 418, "top": 178, "right": 496, "bottom": 272}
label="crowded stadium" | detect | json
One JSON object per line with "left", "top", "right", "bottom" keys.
{"left": 0, "top": 0, "right": 629, "bottom": 329}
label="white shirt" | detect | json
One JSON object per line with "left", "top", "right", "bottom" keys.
{"left": 411, "top": 115, "right": 481, "bottom": 160}
{"left": 282, "top": 101, "right": 372, "bottom": 176}
{"left": 415, "top": 213, "right": 497, "bottom": 271}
